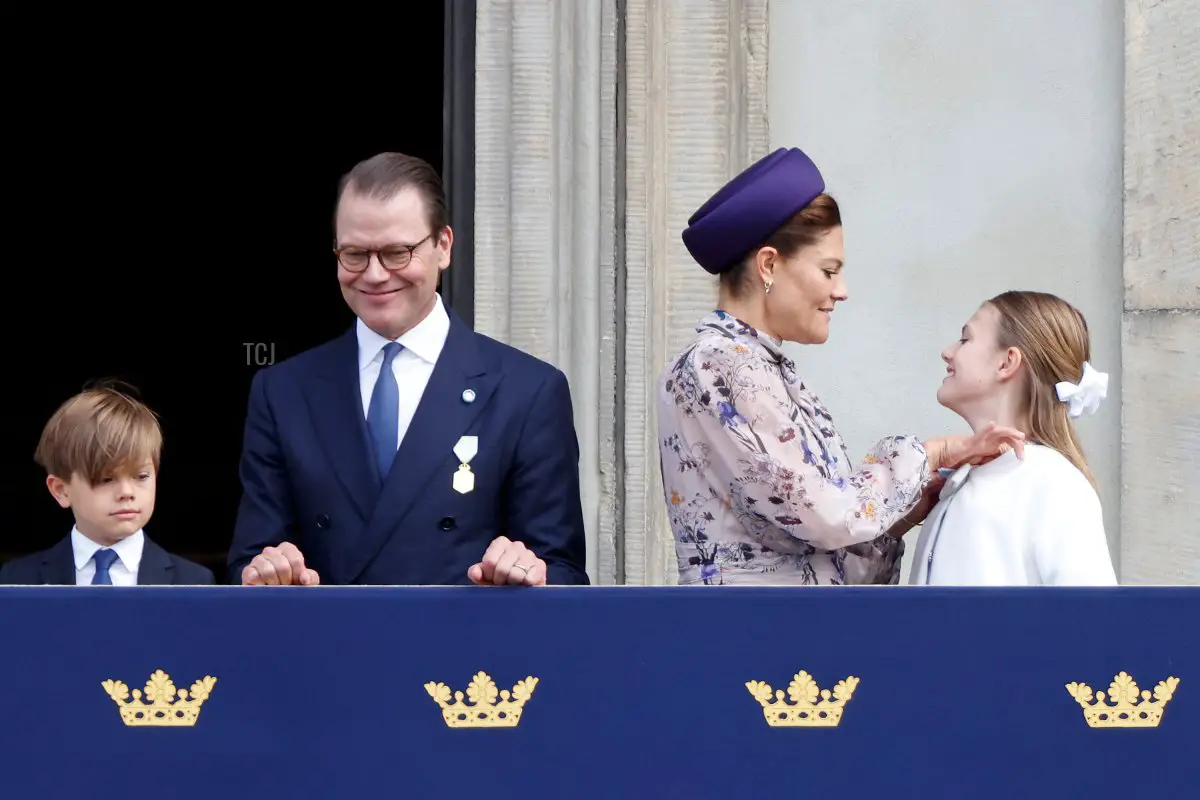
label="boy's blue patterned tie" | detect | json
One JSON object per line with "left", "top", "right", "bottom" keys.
{"left": 367, "top": 342, "right": 403, "bottom": 479}
{"left": 92, "top": 548, "right": 118, "bottom": 585}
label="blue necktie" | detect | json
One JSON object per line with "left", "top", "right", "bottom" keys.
{"left": 367, "top": 342, "right": 402, "bottom": 479}
{"left": 92, "top": 548, "right": 118, "bottom": 585}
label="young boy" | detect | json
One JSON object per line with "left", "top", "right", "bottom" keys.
{"left": 0, "top": 385, "right": 214, "bottom": 586}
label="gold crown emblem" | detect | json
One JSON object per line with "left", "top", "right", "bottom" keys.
{"left": 746, "top": 670, "right": 859, "bottom": 727}
{"left": 101, "top": 669, "right": 218, "bottom": 727}
{"left": 424, "top": 671, "right": 539, "bottom": 729}
{"left": 1065, "top": 672, "right": 1180, "bottom": 728}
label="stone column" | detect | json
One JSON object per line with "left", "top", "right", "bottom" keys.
{"left": 474, "top": 0, "right": 768, "bottom": 584}
{"left": 474, "top": 0, "right": 620, "bottom": 586}
{"left": 1120, "top": 0, "right": 1200, "bottom": 583}
{"left": 621, "top": 0, "right": 769, "bottom": 584}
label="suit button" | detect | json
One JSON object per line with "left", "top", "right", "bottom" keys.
{"left": 439, "top": 517, "right": 455, "bottom": 531}
{"left": 317, "top": 514, "right": 330, "bottom": 529}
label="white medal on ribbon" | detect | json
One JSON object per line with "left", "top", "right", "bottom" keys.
{"left": 452, "top": 436, "right": 478, "bottom": 494}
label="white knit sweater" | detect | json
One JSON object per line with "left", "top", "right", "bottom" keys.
{"left": 908, "top": 444, "right": 1117, "bottom": 586}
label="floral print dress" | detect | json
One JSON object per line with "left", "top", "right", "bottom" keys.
{"left": 657, "top": 311, "right": 932, "bottom": 586}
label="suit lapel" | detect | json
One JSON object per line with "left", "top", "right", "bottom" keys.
{"left": 38, "top": 537, "right": 75, "bottom": 585}
{"left": 351, "top": 313, "right": 500, "bottom": 576}
{"left": 136, "top": 537, "right": 175, "bottom": 585}
{"left": 304, "top": 327, "right": 381, "bottom": 520}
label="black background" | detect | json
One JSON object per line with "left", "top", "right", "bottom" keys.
{"left": 1, "top": 5, "right": 450, "bottom": 577}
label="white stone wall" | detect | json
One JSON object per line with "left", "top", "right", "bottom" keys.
{"left": 474, "top": 0, "right": 1198, "bottom": 585}
{"left": 1120, "top": 0, "right": 1200, "bottom": 584}
{"left": 767, "top": 0, "right": 1126, "bottom": 581}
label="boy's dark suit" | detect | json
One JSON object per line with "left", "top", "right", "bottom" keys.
{"left": 0, "top": 535, "right": 214, "bottom": 585}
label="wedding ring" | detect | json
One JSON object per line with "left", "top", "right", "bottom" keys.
{"left": 513, "top": 564, "right": 530, "bottom": 573}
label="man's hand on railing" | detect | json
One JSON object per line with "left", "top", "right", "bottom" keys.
{"left": 467, "top": 536, "right": 547, "bottom": 586}
{"left": 242, "top": 542, "right": 321, "bottom": 586}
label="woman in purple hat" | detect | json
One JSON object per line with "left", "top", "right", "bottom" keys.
{"left": 657, "top": 147, "right": 1026, "bottom": 586}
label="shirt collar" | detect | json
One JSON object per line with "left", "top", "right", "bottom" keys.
{"left": 357, "top": 293, "right": 451, "bottom": 371}
{"left": 71, "top": 526, "right": 144, "bottom": 572}
{"left": 698, "top": 309, "right": 793, "bottom": 369}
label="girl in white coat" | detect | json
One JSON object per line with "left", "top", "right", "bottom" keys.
{"left": 906, "top": 290, "right": 1117, "bottom": 586}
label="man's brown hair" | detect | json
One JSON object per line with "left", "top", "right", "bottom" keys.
{"left": 335, "top": 152, "right": 449, "bottom": 236}
{"left": 34, "top": 384, "right": 163, "bottom": 485}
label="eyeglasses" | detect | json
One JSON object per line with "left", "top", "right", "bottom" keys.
{"left": 334, "top": 232, "right": 434, "bottom": 273}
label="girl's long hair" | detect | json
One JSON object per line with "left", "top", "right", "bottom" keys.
{"left": 988, "top": 290, "right": 1098, "bottom": 491}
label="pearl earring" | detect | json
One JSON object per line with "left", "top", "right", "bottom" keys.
{"left": 764, "top": 280, "right": 773, "bottom": 295}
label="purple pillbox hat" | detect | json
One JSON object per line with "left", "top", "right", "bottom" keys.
{"left": 681, "top": 147, "right": 826, "bottom": 275}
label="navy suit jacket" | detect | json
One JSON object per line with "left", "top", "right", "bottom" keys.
{"left": 226, "top": 308, "right": 589, "bottom": 586}
{"left": 0, "top": 535, "right": 215, "bottom": 585}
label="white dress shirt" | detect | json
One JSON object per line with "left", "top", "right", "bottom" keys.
{"left": 908, "top": 444, "right": 1117, "bottom": 586}
{"left": 72, "top": 526, "right": 143, "bottom": 586}
{"left": 356, "top": 293, "right": 451, "bottom": 450}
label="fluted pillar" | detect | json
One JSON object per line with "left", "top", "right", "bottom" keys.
{"left": 474, "top": 0, "right": 768, "bottom": 584}
{"left": 621, "top": 0, "right": 769, "bottom": 584}
{"left": 475, "top": 0, "right": 619, "bottom": 585}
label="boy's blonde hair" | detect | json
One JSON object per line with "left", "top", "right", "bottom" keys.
{"left": 34, "top": 384, "right": 163, "bottom": 485}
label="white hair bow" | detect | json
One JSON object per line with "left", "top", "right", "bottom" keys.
{"left": 1055, "top": 361, "right": 1108, "bottom": 418}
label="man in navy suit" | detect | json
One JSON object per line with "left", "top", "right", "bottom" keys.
{"left": 227, "top": 152, "right": 589, "bottom": 587}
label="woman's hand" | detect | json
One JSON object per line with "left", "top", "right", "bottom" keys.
{"left": 908, "top": 472, "right": 947, "bottom": 523}
{"left": 887, "top": 472, "right": 947, "bottom": 537}
{"left": 927, "top": 422, "right": 1026, "bottom": 472}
